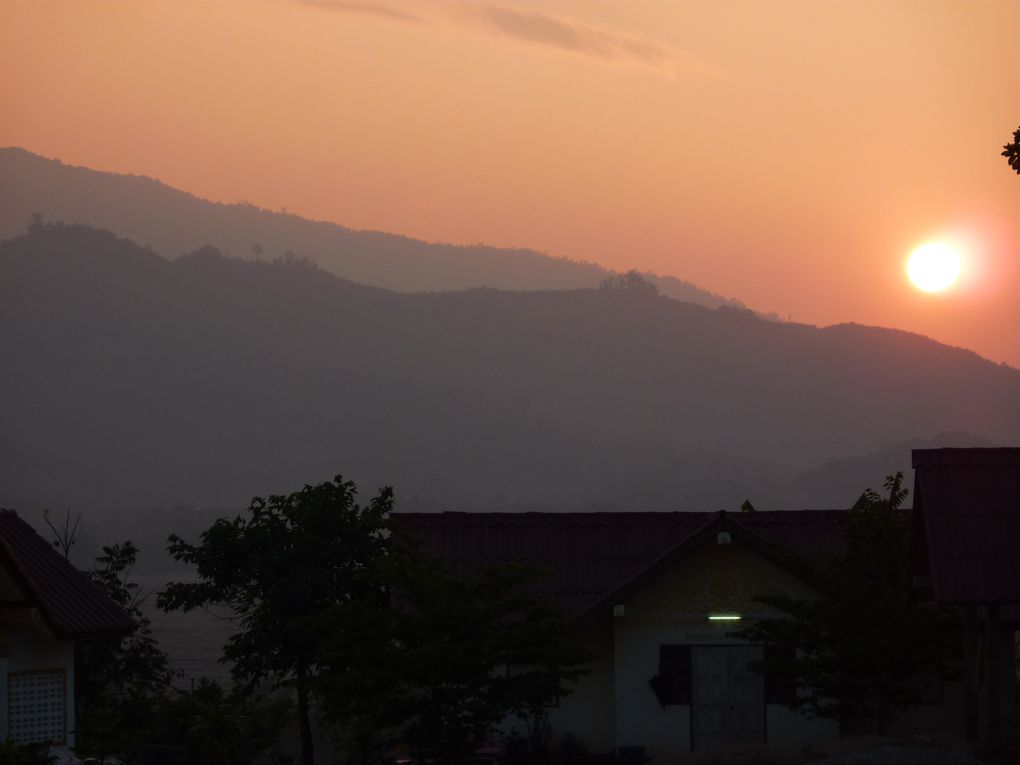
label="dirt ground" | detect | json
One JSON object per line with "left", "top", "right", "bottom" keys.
{"left": 648, "top": 735, "right": 1003, "bottom": 765}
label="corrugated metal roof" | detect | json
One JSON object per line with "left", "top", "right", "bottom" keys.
{"left": 0, "top": 510, "right": 134, "bottom": 639}
{"left": 393, "top": 509, "right": 848, "bottom": 618}
{"left": 912, "top": 448, "right": 1020, "bottom": 604}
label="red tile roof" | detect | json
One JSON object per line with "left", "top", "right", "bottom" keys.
{"left": 0, "top": 510, "right": 134, "bottom": 639}
{"left": 912, "top": 448, "right": 1020, "bottom": 604}
{"left": 393, "top": 509, "right": 848, "bottom": 619}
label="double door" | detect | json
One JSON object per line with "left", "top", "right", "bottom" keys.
{"left": 691, "top": 645, "right": 765, "bottom": 751}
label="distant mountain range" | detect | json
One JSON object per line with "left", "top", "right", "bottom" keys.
{"left": 2, "top": 223, "right": 1017, "bottom": 520}
{"left": 0, "top": 147, "right": 746, "bottom": 310}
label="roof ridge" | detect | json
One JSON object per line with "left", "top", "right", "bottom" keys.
{"left": 0, "top": 512, "right": 134, "bottom": 639}
{"left": 394, "top": 509, "right": 851, "bottom": 619}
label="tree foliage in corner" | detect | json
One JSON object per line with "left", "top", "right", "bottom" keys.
{"left": 75, "top": 541, "right": 175, "bottom": 753}
{"left": 148, "top": 679, "right": 293, "bottom": 765}
{"left": 1003, "top": 125, "right": 1020, "bottom": 174}
{"left": 157, "top": 476, "right": 393, "bottom": 765}
{"left": 313, "top": 551, "right": 590, "bottom": 765}
{"left": 736, "top": 472, "right": 945, "bottom": 735}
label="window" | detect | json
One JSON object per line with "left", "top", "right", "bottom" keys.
{"left": 652, "top": 645, "right": 692, "bottom": 705}
{"left": 9, "top": 669, "right": 66, "bottom": 744}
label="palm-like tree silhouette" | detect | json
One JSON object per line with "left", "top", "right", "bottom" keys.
{"left": 1003, "top": 125, "right": 1020, "bottom": 174}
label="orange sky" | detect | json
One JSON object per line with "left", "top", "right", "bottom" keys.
{"left": 2, "top": 0, "right": 1019, "bottom": 366}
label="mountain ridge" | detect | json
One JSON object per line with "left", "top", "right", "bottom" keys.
{"left": 0, "top": 146, "right": 746, "bottom": 309}
{"left": 2, "top": 222, "right": 1016, "bottom": 517}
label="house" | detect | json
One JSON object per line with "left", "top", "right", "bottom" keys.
{"left": 395, "top": 509, "right": 849, "bottom": 754}
{"left": 395, "top": 506, "right": 1009, "bottom": 755}
{"left": 0, "top": 509, "right": 134, "bottom": 747}
{"left": 910, "top": 447, "right": 1020, "bottom": 747}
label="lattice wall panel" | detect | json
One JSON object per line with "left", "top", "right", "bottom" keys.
{"left": 9, "top": 670, "right": 66, "bottom": 744}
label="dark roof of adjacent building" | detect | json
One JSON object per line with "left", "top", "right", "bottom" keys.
{"left": 394, "top": 509, "right": 849, "bottom": 620}
{"left": 912, "top": 448, "right": 1020, "bottom": 604}
{"left": 0, "top": 510, "right": 135, "bottom": 639}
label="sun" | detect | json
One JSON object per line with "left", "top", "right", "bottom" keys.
{"left": 906, "top": 242, "right": 961, "bottom": 293}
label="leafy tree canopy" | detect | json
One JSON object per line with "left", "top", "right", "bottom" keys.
{"left": 157, "top": 476, "right": 393, "bottom": 765}
{"left": 736, "top": 472, "right": 945, "bottom": 735}
{"left": 599, "top": 269, "right": 660, "bottom": 297}
{"left": 148, "top": 679, "right": 293, "bottom": 765}
{"left": 313, "top": 550, "right": 590, "bottom": 765}
{"left": 70, "top": 538, "right": 174, "bottom": 756}
{"left": 1003, "top": 125, "right": 1020, "bottom": 174}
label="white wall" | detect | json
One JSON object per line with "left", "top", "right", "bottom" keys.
{"left": 0, "top": 569, "right": 77, "bottom": 747}
{"left": 613, "top": 614, "right": 700, "bottom": 755}
{"left": 547, "top": 645, "right": 616, "bottom": 753}
{"left": 509, "top": 537, "right": 1007, "bottom": 756}
{"left": 500, "top": 628, "right": 617, "bottom": 754}
{"left": 610, "top": 540, "right": 839, "bottom": 755}
{"left": 7, "top": 622, "right": 76, "bottom": 742}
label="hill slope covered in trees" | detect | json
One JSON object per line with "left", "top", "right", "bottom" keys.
{"left": 2, "top": 223, "right": 1017, "bottom": 518}
{"left": 0, "top": 147, "right": 743, "bottom": 309}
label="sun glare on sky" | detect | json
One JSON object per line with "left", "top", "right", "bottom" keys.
{"left": 0, "top": 0, "right": 1017, "bottom": 365}
{"left": 906, "top": 242, "right": 962, "bottom": 294}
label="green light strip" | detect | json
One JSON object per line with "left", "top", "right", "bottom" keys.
{"left": 707, "top": 614, "right": 742, "bottom": 621}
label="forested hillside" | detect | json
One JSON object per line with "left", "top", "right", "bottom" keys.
{"left": 2, "top": 223, "right": 1017, "bottom": 516}
{"left": 0, "top": 147, "right": 742, "bottom": 308}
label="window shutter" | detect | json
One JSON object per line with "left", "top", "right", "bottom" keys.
{"left": 658, "top": 645, "right": 692, "bottom": 705}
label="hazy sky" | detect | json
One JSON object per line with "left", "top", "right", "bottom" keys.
{"left": 2, "top": 0, "right": 1019, "bottom": 366}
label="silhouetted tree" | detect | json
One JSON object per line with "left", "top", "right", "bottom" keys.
{"left": 147, "top": 679, "right": 293, "bottom": 765}
{"left": 158, "top": 476, "right": 393, "bottom": 765}
{"left": 181, "top": 244, "right": 226, "bottom": 261}
{"left": 599, "top": 269, "right": 659, "bottom": 297}
{"left": 41, "top": 508, "right": 81, "bottom": 560}
{"left": 274, "top": 250, "right": 318, "bottom": 269}
{"left": 76, "top": 542, "right": 174, "bottom": 755}
{"left": 42, "top": 514, "right": 175, "bottom": 755}
{"left": 314, "top": 552, "right": 589, "bottom": 765}
{"left": 0, "top": 738, "right": 43, "bottom": 765}
{"left": 736, "top": 473, "right": 945, "bottom": 734}
{"left": 1003, "top": 125, "right": 1020, "bottom": 174}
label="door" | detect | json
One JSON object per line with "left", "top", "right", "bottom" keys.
{"left": 692, "top": 646, "right": 764, "bottom": 751}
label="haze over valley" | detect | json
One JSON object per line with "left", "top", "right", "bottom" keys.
{"left": 2, "top": 218, "right": 1016, "bottom": 540}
